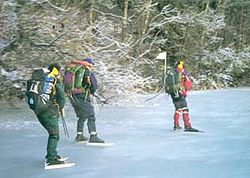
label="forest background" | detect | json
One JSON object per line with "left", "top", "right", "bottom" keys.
{"left": 0, "top": 0, "right": 249, "bottom": 103}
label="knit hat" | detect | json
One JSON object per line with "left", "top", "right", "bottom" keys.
{"left": 48, "top": 63, "right": 61, "bottom": 77}
{"left": 83, "top": 57, "right": 94, "bottom": 65}
{"left": 48, "top": 67, "right": 59, "bottom": 77}
{"left": 48, "top": 63, "right": 61, "bottom": 72}
{"left": 177, "top": 60, "right": 184, "bottom": 70}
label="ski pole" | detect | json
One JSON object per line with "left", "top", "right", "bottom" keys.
{"left": 61, "top": 114, "right": 70, "bottom": 140}
{"left": 93, "top": 95, "right": 99, "bottom": 112}
{"left": 144, "top": 87, "right": 164, "bottom": 102}
{"left": 59, "top": 108, "right": 69, "bottom": 140}
{"left": 93, "top": 93, "right": 109, "bottom": 104}
{"left": 56, "top": 103, "right": 70, "bottom": 140}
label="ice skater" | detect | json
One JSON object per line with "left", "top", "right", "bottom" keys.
{"left": 26, "top": 63, "right": 74, "bottom": 168}
{"left": 167, "top": 60, "right": 198, "bottom": 132}
{"left": 64, "top": 58, "right": 105, "bottom": 144}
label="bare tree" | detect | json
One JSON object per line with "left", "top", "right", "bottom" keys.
{"left": 122, "top": 0, "right": 128, "bottom": 41}
{"left": 1, "top": 0, "right": 250, "bottom": 103}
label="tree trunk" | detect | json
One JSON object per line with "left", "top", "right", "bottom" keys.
{"left": 239, "top": 1, "right": 244, "bottom": 48}
{"left": 88, "top": 0, "right": 94, "bottom": 27}
{"left": 122, "top": 0, "right": 129, "bottom": 41}
{"left": 217, "top": 0, "right": 224, "bottom": 13}
{"left": 218, "top": 0, "right": 227, "bottom": 47}
{"left": 141, "top": 0, "right": 152, "bottom": 36}
{"left": 205, "top": 0, "right": 210, "bottom": 12}
{"left": 180, "top": 25, "right": 189, "bottom": 55}
{"left": 87, "top": 0, "right": 94, "bottom": 46}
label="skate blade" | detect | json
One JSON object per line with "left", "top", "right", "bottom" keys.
{"left": 75, "top": 140, "right": 88, "bottom": 144}
{"left": 45, "top": 163, "right": 75, "bottom": 170}
{"left": 86, "top": 142, "right": 114, "bottom": 147}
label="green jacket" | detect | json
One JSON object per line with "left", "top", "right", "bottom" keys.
{"left": 52, "top": 80, "right": 65, "bottom": 110}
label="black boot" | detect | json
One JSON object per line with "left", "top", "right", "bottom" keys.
{"left": 75, "top": 134, "right": 88, "bottom": 143}
{"left": 46, "top": 158, "right": 65, "bottom": 166}
{"left": 89, "top": 134, "right": 105, "bottom": 143}
{"left": 184, "top": 127, "right": 200, "bottom": 132}
{"left": 45, "top": 155, "right": 62, "bottom": 160}
{"left": 173, "top": 126, "right": 182, "bottom": 131}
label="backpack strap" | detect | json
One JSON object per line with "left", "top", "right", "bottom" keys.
{"left": 41, "top": 76, "right": 57, "bottom": 104}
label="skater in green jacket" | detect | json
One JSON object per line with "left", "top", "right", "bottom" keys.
{"left": 27, "top": 63, "right": 66, "bottom": 166}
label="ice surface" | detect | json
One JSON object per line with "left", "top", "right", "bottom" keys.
{"left": 0, "top": 88, "right": 250, "bottom": 178}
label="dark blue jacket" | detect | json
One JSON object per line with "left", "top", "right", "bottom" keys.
{"left": 83, "top": 69, "right": 97, "bottom": 95}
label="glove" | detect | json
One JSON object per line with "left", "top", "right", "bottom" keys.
{"left": 181, "top": 90, "right": 187, "bottom": 97}
{"left": 86, "top": 76, "right": 91, "bottom": 84}
{"left": 60, "top": 108, "right": 65, "bottom": 118}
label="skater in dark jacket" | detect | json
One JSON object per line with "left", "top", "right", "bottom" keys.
{"left": 170, "top": 60, "right": 197, "bottom": 131}
{"left": 27, "top": 63, "right": 67, "bottom": 166}
{"left": 68, "top": 58, "right": 105, "bottom": 143}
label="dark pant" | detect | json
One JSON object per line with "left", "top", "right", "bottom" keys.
{"left": 37, "top": 112, "right": 59, "bottom": 160}
{"left": 77, "top": 115, "right": 96, "bottom": 134}
{"left": 70, "top": 94, "right": 97, "bottom": 134}
{"left": 171, "top": 92, "right": 191, "bottom": 128}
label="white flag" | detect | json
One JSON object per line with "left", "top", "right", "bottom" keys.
{"left": 156, "top": 52, "right": 166, "bottom": 60}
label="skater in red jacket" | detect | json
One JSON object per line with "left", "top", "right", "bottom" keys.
{"left": 169, "top": 60, "right": 198, "bottom": 132}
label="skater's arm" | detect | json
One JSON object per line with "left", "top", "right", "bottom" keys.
{"left": 55, "top": 80, "right": 65, "bottom": 110}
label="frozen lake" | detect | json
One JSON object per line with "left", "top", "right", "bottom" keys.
{"left": 0, "top": 88, "right": 250, "bottom": 178}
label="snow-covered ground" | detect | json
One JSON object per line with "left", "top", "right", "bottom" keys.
{"left": 0, "top": 88, "right": 250, "bottom": 178}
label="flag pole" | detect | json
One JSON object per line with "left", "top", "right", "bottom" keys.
{"left": 144, "top": 52, "right": 167, "bottom": 102}
{"left": 163, "top": 52, "right": 167, "bottom": 89}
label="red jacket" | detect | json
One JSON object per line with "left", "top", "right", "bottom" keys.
{"left": 180, "top": 71, "right": 192, "bottom": 97}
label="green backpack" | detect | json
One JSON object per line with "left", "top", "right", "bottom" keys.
{"left": 63, "top": 60, "right": 87, "bottom": 94}
{"left": 164, "top": 68, "right": 181, "bottom": 94}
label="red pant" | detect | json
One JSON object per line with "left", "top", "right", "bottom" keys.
{"left": 173, "top": 109, "right": 191, "bottom": 128}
